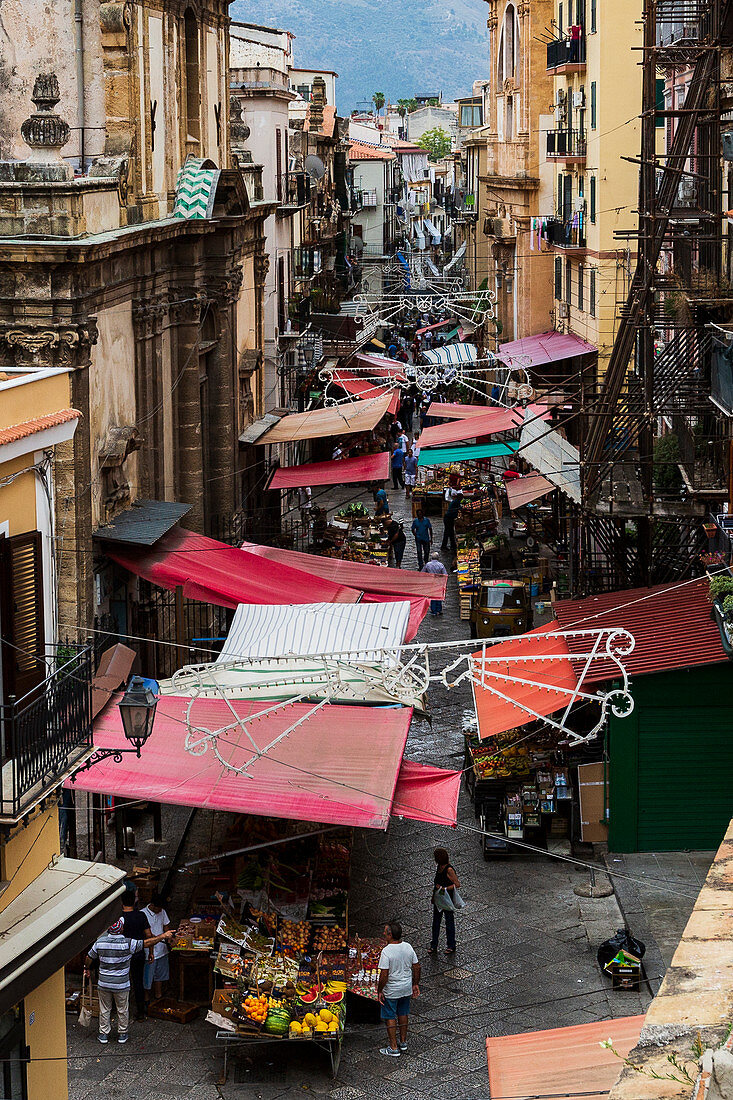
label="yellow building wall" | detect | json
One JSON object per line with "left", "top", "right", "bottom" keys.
{"left": 24, "top": 970, "right": 68, "bottom": 1100}
{"left": 0, "top": 806, "right": 67, "bottom": 1100}
{"left": 0, "top": 454, "right": 38, "bottom": 537}
{"left": 0, "top": 372, "right": 71, "bottom": 430}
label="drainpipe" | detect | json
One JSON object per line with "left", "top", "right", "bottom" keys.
{"left": 74, "top": 0, "right": 85, "bottom": 170}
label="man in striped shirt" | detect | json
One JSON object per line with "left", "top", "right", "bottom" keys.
{"left": 85, "top": 917, "right": 173, "bottom": 1043}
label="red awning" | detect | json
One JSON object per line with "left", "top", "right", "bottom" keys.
{"left": 269, "top": 452, "right": 390, "bottom": 490}
{"left": 332, "top": 376, "right": 399, "bottom": 416}
{"left": 360, "top": 593, "right": 429, "bottom": 643}
{"left": 391, "top": 759, "right": 461, "bottom": 825}
{"left": 241, "top": 542, "right": 448, "bottom": 600}
{"left": 354, "top": 354, "right": 407, "bottom": 380}
{"left": 415, "top": 320, "right": 452, "bottom": 336}
{"left": 487, "top": 1017, "right": 644, "bottom": 1100}
{"left": 497, "top": 329, "right": 597, "bottom": 368}
{"left": 420, "top": 405, "right": 552, "bottom": 449}
{"left": 70, "top": 695, "right": 413, "bottom": 831}
{"left": 106, "top": 528, "right": 361, "bottom": 608}
{"left": 472, "top": 628, "right": 580, "bottom": 739}
{"left": 505, "top": 473, "right": 556, "bottom": 510}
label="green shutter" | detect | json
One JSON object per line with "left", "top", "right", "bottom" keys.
{"left": 655, "top": 78, "right": 665, "bottom": 127}
{"left": 590, "top": 175, "right": 596, "bottom": 222}
{"left": 590, "top": 82, "right": 597, "bottom": 129}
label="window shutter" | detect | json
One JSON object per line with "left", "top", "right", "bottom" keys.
{"left": 590, "top": 82, "right": 597, "bottom": 129}
{"left": 0, "top": 531, "right": 45, "bottom": 703}
{"left": 590, "top": 175, "right": 596, "bottom": 223}
{"left": 589, "top": 268, "right": 596, "bottom": 316}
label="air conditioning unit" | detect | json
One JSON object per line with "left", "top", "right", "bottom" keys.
{"left": 678, "top": 177, "right": 697, "bottom": 205}
{"left": 572, "top": 91, "right": 586, "bottom": 108}
{"left": 558, "top": 302, "right": 570, "bottom": 318}
{"left": 574, "top": 197, "right": 586, "bottom": 212}
{"left": 556, "top": 88, "right": 567, "bottom": 106}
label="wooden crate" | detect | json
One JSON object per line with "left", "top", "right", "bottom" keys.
{"left": 147, "top": 996, "right": 199, "bottom": 1023}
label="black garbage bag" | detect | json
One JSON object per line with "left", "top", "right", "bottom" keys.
{"left": 597, "top": 927, "right": 646, "bottom": 969}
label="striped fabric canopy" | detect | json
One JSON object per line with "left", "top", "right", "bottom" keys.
{"left": 173, "top": 157, "right": 221, "bottom": 220}
{"left": 422, "top": 343, "right": 493, "bottom": 367}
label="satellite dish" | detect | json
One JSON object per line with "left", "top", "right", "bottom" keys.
{"left": 305, "top": 154, "right": 326, "bottom": 181}
{"left": 352, "top": 236, "right": 364, "bottom": 253}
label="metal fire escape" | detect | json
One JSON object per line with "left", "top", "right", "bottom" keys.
{"left": 579, "top": 0, "right": 733, "bottom": 588}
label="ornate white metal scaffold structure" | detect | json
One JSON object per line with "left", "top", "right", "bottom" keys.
{"left": 168, "top": 628, "right": 636, "bottom": 778}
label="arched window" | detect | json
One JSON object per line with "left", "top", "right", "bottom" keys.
{"left": 498, "top": 4, "right": 517, "bottom": 82}
{"left": 184, "top": 8, "right": 200, "bottom": 144}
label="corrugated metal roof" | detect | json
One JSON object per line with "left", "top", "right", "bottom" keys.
{"left": 553, "top": 579, "right": 728, "bottom": 681}
{"left": 498, "top": 329, "right": 597, "bottom": 367}
{"left": 93, "top": 499, "right": 192, "bottom": 546}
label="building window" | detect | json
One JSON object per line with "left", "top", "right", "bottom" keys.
{"left": 559, "top": 2, "right": 563, "bottom": 36}
{"left": 655, "top": 77, "right": 666, "bottom": 127}
{"left": 184, "top": 8, "right": 200, "bottom": 144}
{"left": 460, "top": 102, "right": 483, "bottom": 127}
{"left": 0, "top": 531, "right": 45, "bottom": 702}
{"left": 589, "top": 267, "right": 596, "bottom": 315}
{"left": 555, "top": 257, "right": 563, "bottom": 299}
{"left": 590, "top": 81, "right": 597, "bottom": 129}
{"left": 565, "top": 258, "right": 572, "bottom": 305}
{"left": 578, "top": 263, "right": 584, "bottom": 310}
{"left": 557, "top": 173, "right": 563, "bottom": 217}
{"left": 590, "top": 0, "right": 596, "bottom": 32}
{"left": 590, "top": 175, "right": 596, "bottom": 222}
{"left": 506, "top": 96, "right": 513, "bottom": 139}
{"left": 0, "top": 1007, "right": 26, "bottom": 1100}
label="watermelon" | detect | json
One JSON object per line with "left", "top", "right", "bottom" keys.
{"left": 263, "top": 1005, "right": 291, "bottom": 1036}
{"left": 299, "top": 989, "right": 318, "bottom": 1004}
{"left": 322, "top": 992, "right": 344, "bottom": 1004}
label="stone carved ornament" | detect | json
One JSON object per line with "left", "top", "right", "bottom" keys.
{"left": 0, "top": 322, "right": 97, "bottom": 367}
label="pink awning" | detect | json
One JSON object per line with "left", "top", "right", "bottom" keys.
{"left": 241, "top": 542, "right": 448, "bottom": 600}
{"left": 416, "top": 320, "right": 452, "bottom": 336}
{"left": 360, "top": 593, "right": 429, "bottom": 643}
{"left": 332, "top": 376, "right": 399, "bottom": 416}
{"left": 354, "top": 353, "right": 407, "bottom": 380}
{"left": 420, "top": 408, "right": 523, "bottom": 448}
{"left": 106, "top": 528, "right": 361, "bottom": 608}
{"left": 269, "top": 451, "right": 390, "bottom": 490}
{"left": 426, "top": 402, "right": 490, "bottom": 419}
{"left": 70, "top": 695, "right": 413, "bottom": 830}
{"left": 505, "top": 473, "right": 556, "bottom": 510}
{"left": 497, "top": 330, "right": 597, "bottom": 368}
{"left": 391, "top": 759, "right": 461, "bottom": 826}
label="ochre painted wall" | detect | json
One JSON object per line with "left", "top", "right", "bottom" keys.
{"left": 25, "top": 970, "right": 68, "bottom": 1100}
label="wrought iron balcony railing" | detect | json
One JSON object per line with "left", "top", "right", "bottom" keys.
{"left": 545, "top": 215, "right": 587, "bottom": 249}
{"left": 278, "top": 171, "right": 312, "bottom": 208}
{"left": 0, "top": 645, "right": 93, "bottom": 820}
{"left": 546, "top": 129, "right": 587, "bottom": 159}
{"left": 546, "top": 32, "right": 586, "bottom": 69}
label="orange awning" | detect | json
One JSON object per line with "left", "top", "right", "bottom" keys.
{"left": 257, "top": 392, "right": 393, "bottom": 444}
{"left": 472, "top": 628, "right": 580, "bottom": 740}
{"left": 486, "top": 1016, "right": 643, "bottom": 1100}
{"left": 505, "top": 473, "right": 556, "bottom": 510}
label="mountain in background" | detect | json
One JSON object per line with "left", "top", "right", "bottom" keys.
{"left": 230, "top": 0, "right": 490, "bottom": 114}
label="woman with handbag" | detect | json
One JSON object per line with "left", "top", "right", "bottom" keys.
{"left": 430, "top": 847, "right": 461, "bottom": 955}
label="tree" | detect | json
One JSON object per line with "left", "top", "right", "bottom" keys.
{"left": 372, "top": 91, "right": 385, "bottom": 117}
{"left": 415, "top": 126, "right": 452, "bottom": 161}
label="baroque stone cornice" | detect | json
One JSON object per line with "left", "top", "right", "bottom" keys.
{"left": 0, "top": 320, "right": 97, "bottom": 366}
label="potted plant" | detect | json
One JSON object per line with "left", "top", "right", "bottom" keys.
{"left": 708, "top": 574, "right": 733, "bottom": 655}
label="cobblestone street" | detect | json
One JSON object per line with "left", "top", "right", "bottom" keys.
{"left": 68, "top": 484, "right": 652, "bottom": 1099}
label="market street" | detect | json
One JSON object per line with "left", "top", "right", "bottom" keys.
{"left": 67, "top": 483, "right": 652, "bottom": 1099}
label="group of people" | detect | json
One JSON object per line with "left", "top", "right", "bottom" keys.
{"left": 85, "top": 885, "right": 173, "bottom": 1043}
{"left": 377, "top": 848, "right": 461, "bottom": 1057}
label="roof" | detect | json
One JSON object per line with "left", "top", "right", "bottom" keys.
{"left": 0, "top": 408, "right": 80, "bottom": 447}
{"left": 291, "top": 67, "right": 339, "bottom": 76}
{"left": 552, "top": 579, "right": 729, "bottom": 680}
{"left": 269, "top": 450, "right": 391, "bottom": 490}
{"left": 391, "top": 141, "right": 427, "bottom": 153}
{"left": 498, "top": 329, "right": 597, "bottom": 367}
{"left": 304, "top": 103, "right": 337, "bottom": 137}
{"left": 93, "top": 499, "right": 192, "bottom": 546}
{"left": 349, "top": 141, "right": 395, "bottom": 161}
{"left": 73, "top": 695, "right": 413, "bottom": 831}
{"left": 487, "top": 1017, "right": 644, "bottom": 1100}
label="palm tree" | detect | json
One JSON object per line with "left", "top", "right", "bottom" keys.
{"left": 372, "top": 91, "right": 385, "bottom": 118}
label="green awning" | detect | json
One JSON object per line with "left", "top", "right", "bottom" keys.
{"left": 418, "top": 441, "right": 521, "bottom": 466}
{"left": 442, "top": 327, "right": 460, "bottom": 340}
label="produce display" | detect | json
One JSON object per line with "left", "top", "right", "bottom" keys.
{"left": 346, "top": 937, "right": 385, "bottom": 1000}
{"left": 280, "top": 919, "right": 310, "bottom": 953}
{"left": 312, "top": 926, "right": 347, "bottom": 952}
{"left": 335, "top": 502, "right": 370, "bottom": 518}
{"left": 171, "top": 917, "right": 216, "bottom": 952}
{"left": 243, "top": 993, "right": 269, "bottom": 1025}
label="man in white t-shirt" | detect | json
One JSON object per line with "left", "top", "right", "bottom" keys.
{"left": 141, "top": 892, "right": 174, "bottom": 1002}
{"left": 377, "top": 921, "right": 420, "bottom": 1057}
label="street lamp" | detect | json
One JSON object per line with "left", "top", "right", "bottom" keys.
{"left": 71, "top": 676, "right": 159, "bottom": 780}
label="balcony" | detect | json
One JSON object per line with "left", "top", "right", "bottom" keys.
{"left": 546, "top": 129, "right": 587, "bottom": 164}
{"left": 544, "top": 215, "right": 587, "bottom": 251}
{"left": 277, "top": 171, "right": 311, "bottom": 212}
{"left": 0, "top": 646, "right": 93, "bottom": 821}
{"left": 546, "top": 31, "right": 586, "bottom": 73}
{"left": 357, "top": 188, "right": 379, "bottom": 209}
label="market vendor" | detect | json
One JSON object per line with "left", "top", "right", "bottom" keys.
{"left": 382, "top": 515, "right": 407, "bottom": 568}
{"left": 142, "top": 892, "right": 174, "bottom": 1003}
{"left": 373, "top": 485, "right": 391, "bottom": 518}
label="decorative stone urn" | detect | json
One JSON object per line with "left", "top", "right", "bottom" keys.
{"left": 20, "top": 74, "right": 71, "bottom": 166}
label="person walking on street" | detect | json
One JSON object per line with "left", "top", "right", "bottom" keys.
{"left": 121, "top": 883, "right": 154, "bottom": 1021}
{"left": 403, "top": 448, "right": 418, "bottom": 499}
{"left": 441, "top": 492, "right": 462, "bottom": 553}
{"left": 142, "top": 892, "right": 173, "bottom": 1003}
{"left": 391, "top": 445, "right": 405, "bottom": 490}
{"left": 410, "top": 508, "right": 433, "bottom": 568}
{"left": 422, "top": 552, "right": 447, "bottom": 615}
{"left": 86, "top": 918, "right": 173, "bottom": 1043}
{"left": 430, "top": 848, "right": 460, "bottom": 955}
{"left": 377, "top": 921, "right": 420, "bottom": 1057}
{"left": 374, "top": 485, "right": 391, "bottom": 518}
{"left": 383, "top": 516, "right": 407, "bottom": 567}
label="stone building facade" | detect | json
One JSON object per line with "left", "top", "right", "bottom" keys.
{"left": 0, "top": 1, "right": 272, "bottom": 638}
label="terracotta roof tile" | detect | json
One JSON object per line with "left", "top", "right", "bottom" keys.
{"left": 349, "top": 141, "right": 395, "bottom": 161}
{"left": 0, "top": 409, "right": 81, "bottom": 448}
{"left": 304, "top": 104, "right": 337, "bottom": 137}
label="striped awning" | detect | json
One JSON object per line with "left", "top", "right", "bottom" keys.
{"left": 173, "top": 157, "right": 221, "bottom": 219}
{"left": 422, "top": 343, "right": 490, "bottom": 367}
